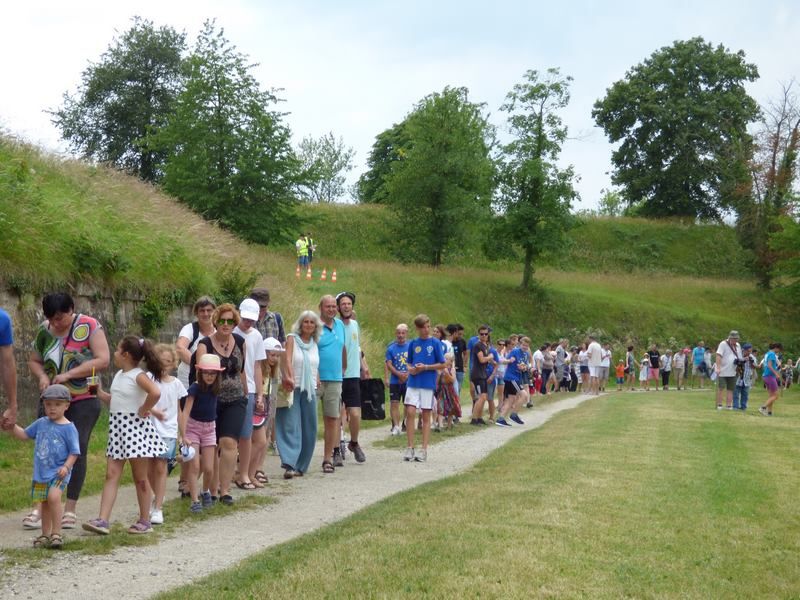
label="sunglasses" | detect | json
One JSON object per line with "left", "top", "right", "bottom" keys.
{"left": 479, "top": 332, "right": 489, "bottom": 336}
{"left": 217, "top": 318, "right": 236, "bottom": 325}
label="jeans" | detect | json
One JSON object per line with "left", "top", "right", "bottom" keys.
{"left": 732, "top": 385, "right": 749, "bottom": 410}
{"left": 64, "top": 397, "right": 102, "bottom": 502}
{"left": 455, "top": 371, "right": 464, "bottom": 395}
{"left": 540, "top": 369, "right": 552, "bottom": 394}
{"left": 275, "top": 389, "right": 317, "bottom": 474}
{"left": 486, "top": 380, "right": 497, "bottom": 403}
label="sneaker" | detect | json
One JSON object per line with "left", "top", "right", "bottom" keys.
{"left": 220, "top": 494, "right": 234, "bottom": 506}
{"left": 201, "top": 491, "right": 214, "bottom": 508}
{"left": 470, "top": 419, "right": 479, "bottom": 426}
{"left": 496, "top": 417, "right": 511, "bottom": 427}
{"left": 476, "top": 418, "right": 488, "bottom": 426}
{"left": 332, "top": 447, "right": 344, "bottom": 467}
{"left": 150, "top": 509, "right": 164, "bottom": 525}
{"left": 166, "top": 456, "right": 178, "bottom": 475}
{"left": 433, "top": 423, "right": 441, "bottom": 432}
{"left": 716, "top": 405, "right": 724, "bottom": 410}
{"left": 726, "top": 406, "right": 733, "bottom": 410}
{"left": 390, "top": 425, "right": 400, "bottom": 436}
{"left": 348, "top": 441, "right": 366, "bottom": 463}
{"left": 190, "top": 501, "right": 202, "bottom": 514}
{"left": 403, "top": 447, "right": 415, "bottom": 462}
{"left": 82, "top": 518, "right": 110, "bottom": 535}
{"left": 510, "top": 413, "right": 525, "bottom": 425}
{"left": 758, "top": 406, "right": 768, "bottom": 416}
{"left": 414, "top": 449, "right": 427, "bottom": 462}
{"left": 525, "top": 402, "right": 534, "bottom": 409}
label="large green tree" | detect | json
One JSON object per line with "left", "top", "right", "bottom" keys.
{"left": 296, "top": 132, "right": 355, "bottom": 203}
{"left": 383, "top": 86, "right": 495, "bottom": 266}
{"left": 497, "top": 68, "right": 578, "bottom": 289}
{"left": 152, "top": 21, "right": 301, "bottom": 244}
{"left": 50, "top": 17, "right": 187, "bottom": 182}
{"left": 356, "top": 122, "right": 409, "bottom": 204}
{"left": 592, "top": 37, "right": 760, "bottom": 220}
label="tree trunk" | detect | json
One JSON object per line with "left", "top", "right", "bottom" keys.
{"left": 520, "top": 245, "right": 534, "bottom": 289}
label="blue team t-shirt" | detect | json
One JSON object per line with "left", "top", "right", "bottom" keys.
{"left": 692, "top": 346, "right": 705, "bottom": 366}
{"left": 0, "top": 308, "right": 12, "bottom": 346}
{"left": 318, "top": 319, "right": 346, "bottom": 382}
{"left": 340, "top": 319, "right": 361, "bottom": 379}
{"left": 407, "top": 337, "right": 445, "bottom": 390}
{"left": 762, "top": 350, "right": 779, "bottom": 378}
{"left": 385, "top": 341, "right": 410, "bottom": 385}
{"left": 187, "top": 383, "right": 218, "bottom": 422}
{"left": 466, "top": 335, "right": 479, "bottom": 368}
{"left": 24, "top": 418, "right": 80, "bottom": 483}
{"left": 486, "top": 346, "right": 500, "bottom": 378}
{"left": 504, "top": 347, "right": 527, "bottom": 382}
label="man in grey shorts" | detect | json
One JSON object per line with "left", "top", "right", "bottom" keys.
{"left": 715, "top": 330, "right": 742, "bottom": 410}
{"left": 317, "top": 295, "right": 346, "bottom": 473}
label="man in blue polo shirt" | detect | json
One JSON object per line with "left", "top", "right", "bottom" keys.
{"left": 0, "top": 308, "right": 17, "bottom": 430}
{"left": 384, "top": 323, "right": 410, "bottom": 436}
{"left": 404, "top": 314, "right": 445, "bottom": 463}
{"left": 317, "top": 295, "right": 346, "bottom": 473}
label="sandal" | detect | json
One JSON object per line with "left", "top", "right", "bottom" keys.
{"left": 82, "top": 518, "right": 110, "bottom": 535}
{"left": 33, "top": 534, "right": 49, "bottom": 548}
{"left": 322, "top": 460, "right": 335, "bottom": 474}
{"left": 178, "top": 480, "right": 190, "bottom": 499}
{"left": 249, "top": 479, "right": 265, "bottom": 488}
{"left": 254, "top": 470, "right": 268, "bottom": 484}
{"left": 23, "top": 509, "right": 41, "bottom": 530}
{"left": 49, "top": 533, "right": 63, "bottom": 549}
{"left": 127, "top": 519, "right": 153, "bottom": 534}
{"left": 61, "top": 511, "right": 77, "bottom": 529}
{"left": 234, "top": 480, "right": 257, "bottom": 490}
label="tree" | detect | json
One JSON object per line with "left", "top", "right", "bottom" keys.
{"left": 296, "top": 132, "right": 355, "bottom": 203}
{"left": 356, "top": 122, "right": 409, "bottom": 203}
{"left": 151, "top": 21, "right": 301, "bottom": 244}
{"left": 735, "top": 82, "right": 800, "bottom": 288}
{"left": 497, "top": 68, "right": 578, "bottom": 289}
{"left": 597, "top": 188, "right": 624, "bottom": 217}
{"left": 382, "top": 86, "right": 495, "bottom": 266}
{"left": 50, "top": 17, "right": 187, "bottom": 182}
{"left": 592, "top": 37, "right": 760, "bottom": 220}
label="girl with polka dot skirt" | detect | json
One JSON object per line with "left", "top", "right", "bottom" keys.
{"left": 82, "top": 336, "right": 166, "bottom": 536}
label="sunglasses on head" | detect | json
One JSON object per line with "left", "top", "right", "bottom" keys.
{"left": 217, "top": 318, "right": 236, "bottom": 325}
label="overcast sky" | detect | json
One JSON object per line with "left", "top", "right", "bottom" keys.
{"left": 2, "top": 1, "right": 798, "bottom": 210}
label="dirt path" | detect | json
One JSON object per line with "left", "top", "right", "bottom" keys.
{"left": 0, "top": 393, "right": 595, "bottom": 598}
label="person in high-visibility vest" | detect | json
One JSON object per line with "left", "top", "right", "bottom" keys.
{"left": 295, "top": 235, "right": 309, "bottom": 267}
{"left": 306, "top": 233, "right": 316, "bottom": 264}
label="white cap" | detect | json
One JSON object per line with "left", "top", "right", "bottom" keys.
{"left": 179, "top": 444, "right": 196, "bottom": 462}
{"left": 239, "top": 298, "right": 260, "bottom": 321}
{"left": 263, "top": 337, "right": 284, "bottom": 353}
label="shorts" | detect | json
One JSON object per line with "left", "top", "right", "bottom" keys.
{"left": 597, "top": 367, "right": 609, "bottom": 381}
{"left": 519, "top": 371, "right": 531, "bottom": 385}
{"left": 239, "top": 393, "right": 256, "bottom": 439}
{"left": 157, "top": 436, "right": 177, "bottom": 460}
{"left": 616, "top": 377, "right": 624, "bottom": 384}
{"left": 580, "top": 366, "right": 589, "bottom": 374}
{"left": 389, "top": 383, "right": 407, "bottom": 403}
{"left": 31, "top": 477, "right": 68, "bottom": 502}
{"left": 503, "top": 380, "right": 522, "bottom": 398}
{"left": 319, "top": 381, "right": 343, "bottom": 418}
{"left": 472, "top": 378, "right": 488, "bottom": 396}
{"left": 298, "top": 255, "right": 308, "bottom": 266}
{"left": 589, "top": 366, "right": 599, "bottom": 378}
{"left": 185, "top": 417, "right": 217, "bottom": 448}
{"left": 648, "top": 367, "right": 659, "bottom": 380}
{"left": 717, "top": 375, "right": 737, "bottom": 391}
{"left": 404, "top": 387, "right": 435, "bottom": 411}
{"left": 692, "top": 364, "right": 705, "bottom": 376}
{"left": 217, "top": 397, "right": 247, "bottom": 441}
{"left": 763, "top": 375, "right": 778, "bottom": 393}
{"left": 342, "top": 378, "right": 361, "bottom": 410}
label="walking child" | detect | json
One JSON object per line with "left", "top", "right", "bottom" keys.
{"left": 615, "top": 360, "right": 625, "bottom": 391}
{"left": 639, "top": 354, "right": 650, "bottom": 390}
{"left": 83, "top": 336, "right": 166, "bottom": 535}
{"left": 6, "top": 384, "right": 79, "bottom": 548}
{"left": 179, "top": 353, "right": 224, "bottom": 513}
{"left": 147, "top": 344, "right": 187, "bottom": 525}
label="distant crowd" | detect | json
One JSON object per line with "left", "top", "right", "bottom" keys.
{"left": 0, "top": 289, "right": 794, "bottom": 550}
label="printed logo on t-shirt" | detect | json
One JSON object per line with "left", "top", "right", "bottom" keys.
{"left": 414, "top": 346, "right": 421, "bottom": 354}
{"left": 426, "top": 345, "right": 434, "bottom": 355}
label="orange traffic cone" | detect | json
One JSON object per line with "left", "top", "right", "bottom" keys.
{"left": 331, "top": 269, "right": 337, "bottom": 283}
{"left": 306, "top": 267, "right": 312, "bottom": 280}
{"left": 321, "top": 268, "right": 327, "bottom": 281}
{"left": 295, "top": 265, "right": 300, "bottom": 278}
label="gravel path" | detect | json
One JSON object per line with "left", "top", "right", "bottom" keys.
{"left": 0, "top": 393, "right": 595, "bottom": 599}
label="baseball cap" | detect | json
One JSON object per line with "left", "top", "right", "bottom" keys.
{"left": 263, "top": 337, "right": 284, "bottom": 353}
{"left": 742, "top": 343, "right": 753, "bottom": 350}
{"left": 239, "top": 298, "right": 260, "bottom": 321}
{"left": 41, "top": 384, "right": 71, "bottom": 402}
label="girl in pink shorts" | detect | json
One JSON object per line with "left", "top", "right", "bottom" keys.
{"left": 179, "top": 354, "right": 224, "bottom": 513}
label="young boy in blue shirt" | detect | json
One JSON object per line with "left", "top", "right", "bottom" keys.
{"left": 7, "top": 384, "right": 80, "bottom": 548}
{"left": 404, "top": 314, "right": 445, "bottom": 463}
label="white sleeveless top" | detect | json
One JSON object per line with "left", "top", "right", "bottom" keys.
{"left": 110, "top": 368, "right": 146, "bottom": 413}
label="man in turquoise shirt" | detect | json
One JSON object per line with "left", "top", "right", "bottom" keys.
{"left": 318, "top": 295, "right": 346, "bottom": 473}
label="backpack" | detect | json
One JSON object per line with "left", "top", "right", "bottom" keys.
{"left": 186, "top": 322, "right": 201, "bottom": 385}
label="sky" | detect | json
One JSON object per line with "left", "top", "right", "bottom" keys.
{"left": 2, "top": 1, "right": 799, "bottom": 210}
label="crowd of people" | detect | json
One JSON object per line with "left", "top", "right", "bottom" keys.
{"left": 0, "top": 291, "right": 796, "bottom": 549}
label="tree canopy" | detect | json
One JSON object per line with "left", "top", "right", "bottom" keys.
{"left": 50, "top": 17, "right": 187, "bottom": 183}
{"left": 151, "top": 21, "right": 301, "bottom": 244}
{"left": 296, "top": 132, "right": 355, "bottom": 203}
{"left": 356, "top": 122, "right": 410, "bottom": 204}
{"left": 497, "top": 68, "right": 578, "bottom": 289}
{"left": 592, "top": 37, "right": 760, "bottom": 220}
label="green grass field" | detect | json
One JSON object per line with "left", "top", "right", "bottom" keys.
{"left": 157, "top": 386, "right": 800, "bottom": 599}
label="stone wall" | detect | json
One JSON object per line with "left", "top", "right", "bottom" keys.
{"left": 0, "top": 285, "right": 194, "bottom": 420}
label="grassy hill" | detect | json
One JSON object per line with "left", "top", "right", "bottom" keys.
{"left": 1, "top": 135, "right": 797, "bottom": 367}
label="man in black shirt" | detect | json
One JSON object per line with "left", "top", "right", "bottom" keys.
{"left": 647, "top": 343, "right": 661, "bottom": 392}
{"left": 469, "top": 326, "right": 493, "bottom": 425}
{"left": 448, "top": 324, "right": 468, "bottom": 397}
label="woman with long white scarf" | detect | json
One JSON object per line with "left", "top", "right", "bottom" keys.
{"left": 276, "top": 311, "right": 321, "bottom": 479}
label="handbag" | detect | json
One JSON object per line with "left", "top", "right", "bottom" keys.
{"left": 276, "top": 386, "right": 293, "bottom": 409}
{"left": 359, "top": 378, "right": 386, "bottom": 420}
